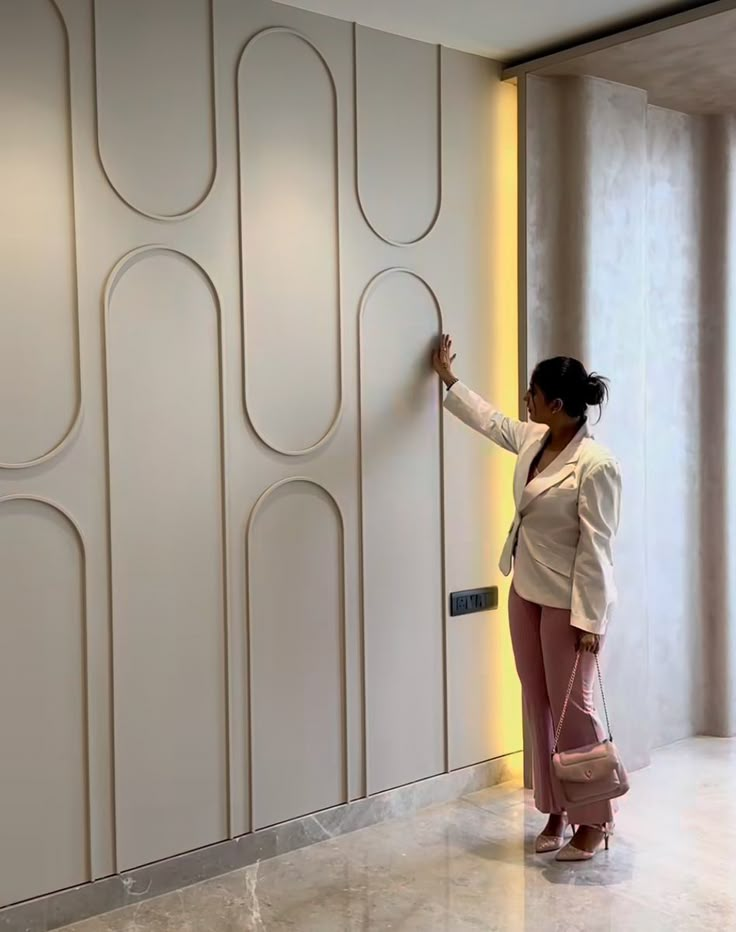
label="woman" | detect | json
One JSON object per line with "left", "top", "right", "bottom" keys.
{"left": 433, "top": 334, "right": 622, "bottom": 862}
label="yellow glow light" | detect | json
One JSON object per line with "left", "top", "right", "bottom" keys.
{"left": 487, "top": 78, "right": 523, "bottom": 754}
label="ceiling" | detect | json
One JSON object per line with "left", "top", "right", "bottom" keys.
{"left": 536, "top": 8, "right": 736, "bottom": 114}
{"left": 274, "top": 0, "right": 709, "bottom": 62}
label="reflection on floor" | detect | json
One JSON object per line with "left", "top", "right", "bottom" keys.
{"left": 65, "top": 738, "right": 736, "bottom": 931}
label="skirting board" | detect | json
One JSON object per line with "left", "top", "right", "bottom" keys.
{"left": 0, "top": 752, "right": 522, "bottom": 932}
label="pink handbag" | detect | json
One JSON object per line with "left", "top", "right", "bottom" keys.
{"left": 551, "top": 652, "right": 630, "bottom": 810}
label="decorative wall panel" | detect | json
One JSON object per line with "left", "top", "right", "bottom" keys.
{"left": 355, "top": 25, "right": 442, "bottom": 245}
{"left": 0, "top": 0, "right": 518, "bottom": 915}
{"left": 105, "top": 248, "right": 228, "bottom": 870}
{"left": 247, "top": 478, "right": 347, "bottom": 829}
{"left": 0, "top": 497, "right": 89, "bottom": 907}
{"left": 238, "top": 28, "right": 342, "bottom": 455}
{"left": 0, "top": 0, "right": 81, "bottom": 468}
{"left": 94, "top": 0, "right": 216, "bottom": 219}
{"left": 359, "top": 270, "right": 446, "bottom": 794}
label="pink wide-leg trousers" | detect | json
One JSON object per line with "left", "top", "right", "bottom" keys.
{"left": 508, "top": 585, "right": 614, "bottom": 827}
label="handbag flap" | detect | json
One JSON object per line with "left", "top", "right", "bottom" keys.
{"left": 552, "top": 740, "right": 620, "bottom": 783}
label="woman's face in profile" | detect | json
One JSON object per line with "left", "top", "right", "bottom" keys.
{"left": 525, "top": 382, "right": 554, "bottom": 424}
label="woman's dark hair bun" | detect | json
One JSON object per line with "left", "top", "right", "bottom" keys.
{"left": 531, "top": 356, "right": 610, "bottom": 419}
{"left": 585, "top": 373, "right": 609, "bottom": 408}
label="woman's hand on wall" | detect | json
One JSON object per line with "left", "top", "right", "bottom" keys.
{"left": 432, "top": 333, "right": 458, "bottom": 388}
{"left": 576, "top": 631, "right": 601, "bottom": 654}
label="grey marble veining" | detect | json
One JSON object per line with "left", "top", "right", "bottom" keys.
{"left": 57, "top": 738, "right": 736, "bottom": 932}
{"left": 0, "top": 755, "right": 520, "bottom": 932}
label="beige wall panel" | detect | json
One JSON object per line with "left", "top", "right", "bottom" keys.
{"left": 94, "top": 0, "right": 216, "bottom": 219}
{"left": 355, "top": 26, "right": 441, "bottom": 245}
{"left": 106, "top": 249, "right": 228, "bottom": 870}
{"left": 248, "top": 479, "right": 347, "bottom": 829}
{"left": 360, "top": 270, "right": 445, "bottom": 795}
{"left": 0, "top": 0, "right": 522, "bottom": 909}
{"left": 238, "top": 28, "right": 342, "bottom": 455}
{"left": 0, "top": 0, "right": 81, "bottom": 468}
{"left": 0, "top": 498, "right": 88, "bottom": 907}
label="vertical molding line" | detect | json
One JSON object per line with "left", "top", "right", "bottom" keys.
{"left": 237, "top": 26, "right": 344, "bottom": 456}
{"left": 357, "top": 269, "right": 446, "bottom": 793}
{"left": 515, "top": 74, "right": 533, "bottom": 790}
{"left": 92, "top": 0, "right": 218, "bottom": 220}
{"left": 0, "top": 0, "right": 84, "bottom": 470}
{"left": 102, "top": 246, "right": 232, "bottom": 854}
{"left": 0, "top": 495, "right": 93, "bottom": 884}
{"left": 244, "top": 478, "right": 350, "bottom": 829}
{"left": 516, "top": 75, "right": 529, "bottom": 417}
{"left": 439, "top": 330, "right": 450, "bottom": 775}
{"left": 353, "top": 25, "right": 443, "bottom": 246}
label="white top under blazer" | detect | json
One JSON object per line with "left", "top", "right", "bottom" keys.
{"left": 444, "top": 381, "right": 622, "bottom": 635}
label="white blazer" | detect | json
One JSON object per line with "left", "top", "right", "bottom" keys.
{"left": 445, "top": 381, "right": 622, "bottom": 634}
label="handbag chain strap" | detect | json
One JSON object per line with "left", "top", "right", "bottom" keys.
{"left": 553, "top": 651, "right": 613, "bottom": 754}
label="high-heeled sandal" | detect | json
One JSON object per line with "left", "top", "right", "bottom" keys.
{"left": 555, "top": 823, "right": 613, "bottom": 862}
{"left": 535, "top": 818, "right": 573, "bottom": 854}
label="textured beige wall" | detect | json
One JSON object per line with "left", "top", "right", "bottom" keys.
{"left": 0, "top": 0, "right": 520, "bottom": 908}
{"left": 527, "top": 74, "right": 650, "bottom": 771}
{"left": 646, "top": 106, "right": 705, "bottom": 746}
{"left": 699, "top": 114, "right": 736, "bottom": 738}
{"left": 526, "top": 74, "right": 736, "bottom": 757}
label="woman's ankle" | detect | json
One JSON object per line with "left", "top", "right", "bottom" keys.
{"left": 571, "top": 824, "right": 606, "bottom": 852}
{"left": 543, "top": 813, "right": 567, "bottom": 832}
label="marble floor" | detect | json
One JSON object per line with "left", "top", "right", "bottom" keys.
{"left": 65, "top": 738, "right": 736, "bottom": 932}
